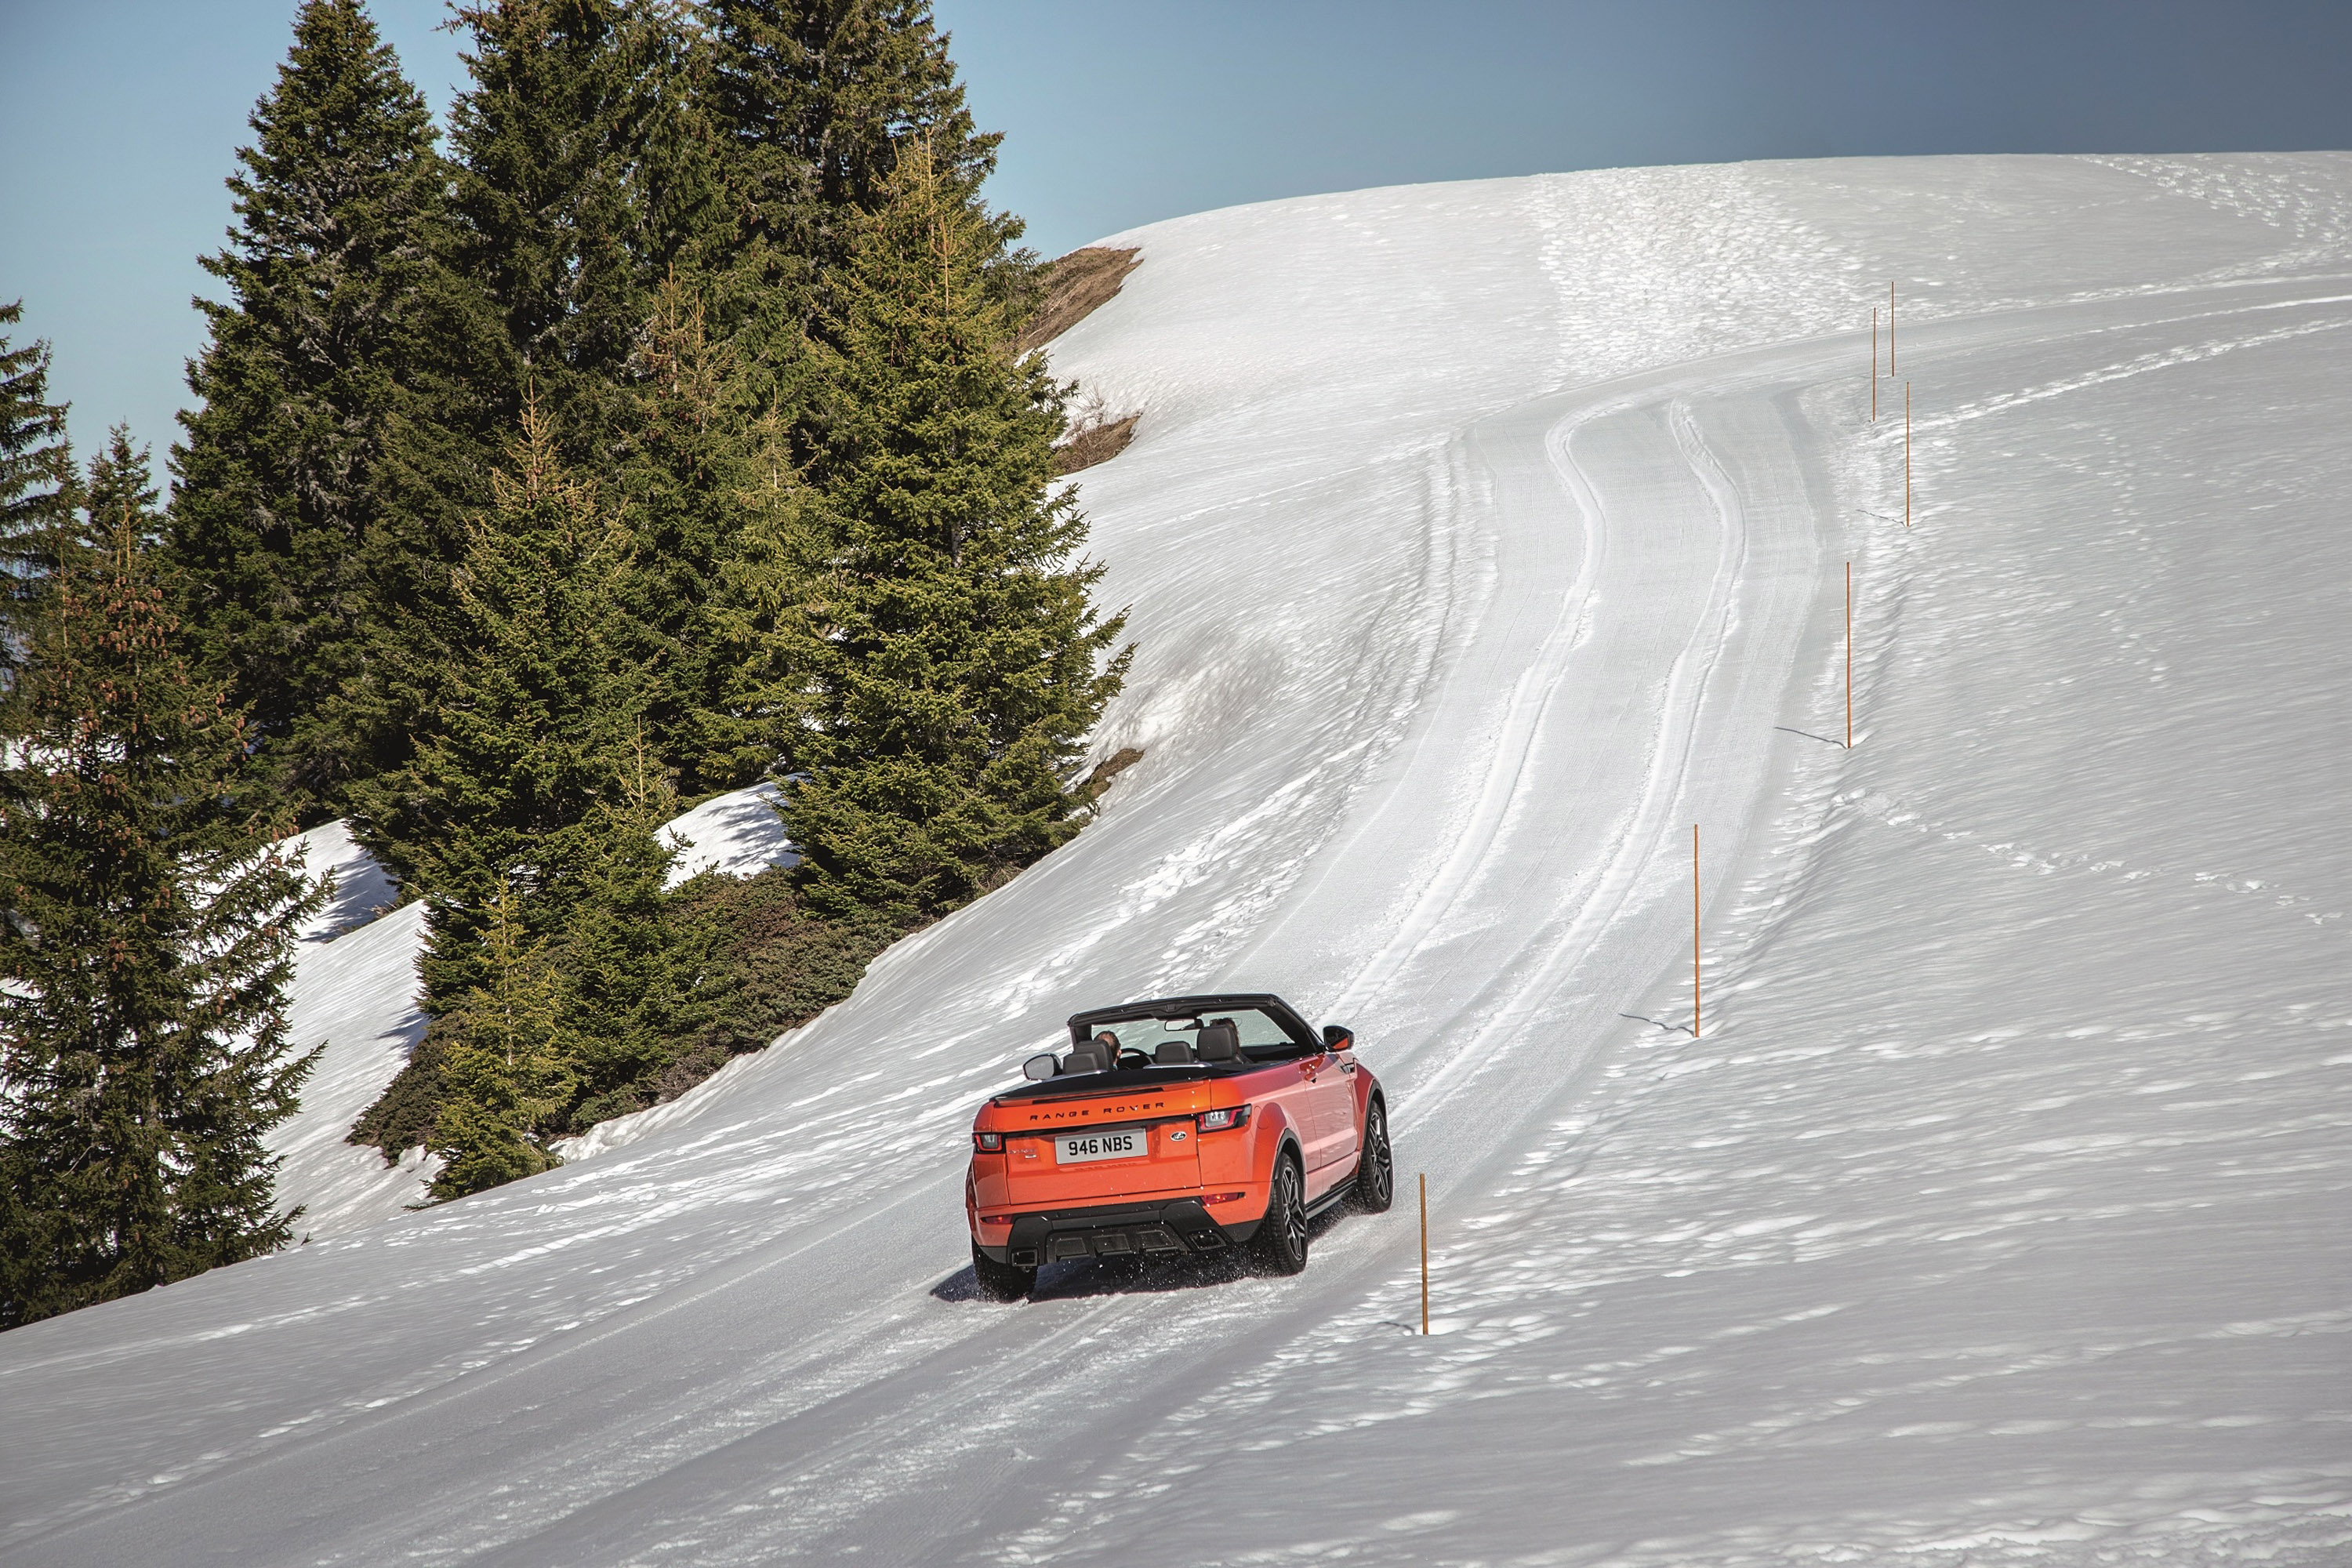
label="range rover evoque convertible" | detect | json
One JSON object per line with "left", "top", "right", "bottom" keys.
{"left": 965, "top": 993, "right": 1393, "bottom": 1300}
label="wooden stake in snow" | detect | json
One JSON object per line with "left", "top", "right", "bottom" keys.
{"left": 1693, "top": 824, "right": 1702, "bottom": 1038}
{"left": 1905, "top": 381, "right": 1913, "bottom": 528}
{"left": 1419, "top": 1174, "right": 1430, "bottom": 1335}
{"left": 1846, "top": 562, "right": 1854, "bottom": 749}
{"left": 1871, "top": 308, "right": 1878, "bottom": 422}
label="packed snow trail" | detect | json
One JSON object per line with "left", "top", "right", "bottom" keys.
{"left": 1000, "top": 278, "right": 2352, "bottom": 1567}
{"left": 2, "top": 157, "right": 2348, "bottom": 1566}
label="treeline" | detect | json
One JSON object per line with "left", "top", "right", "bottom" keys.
{"left": 1, "top": 0, "right": 1129, "bottom": 1329}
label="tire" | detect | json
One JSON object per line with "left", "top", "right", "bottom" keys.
{"left": 1251, "top": 1153, "right": 1310, "bottom": 1276}
{"left": 1352, "top": 1098, "right": 1394, "bottom": 1214}
{"left": 972, "top": 1241, "right": 1035, "bottom": 1302}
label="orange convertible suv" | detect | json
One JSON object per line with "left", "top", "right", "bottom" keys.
{"left": 965, "top": 993, "right": 1392, "bottom": 1299}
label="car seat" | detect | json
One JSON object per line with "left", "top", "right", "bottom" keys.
{"left": 1195, "top": 1019, "right": 1241, "bottom": 1062}
{"left": 1152, "top": 1036, "right": 1194, "bottom": 1065}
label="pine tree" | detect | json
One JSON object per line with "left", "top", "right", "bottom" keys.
{"left": 561, "top": 734, "right": 710, "bottom": 1126}
{"left": 168, "top": 0, "right": 487, "bottom": 819}
{"left": 0, "top": 436, "right": 321, "bottom": 1330}
{"left": 630, "top": 6, "right": 735, "bottom": 292}
{"left": 80, "top": 427, "right": 163, "bottom": 546}
{"left": 427, "top": 884, "right": 575, "bottom": 1200}
{"left": 350, "top": 397, "right": 649, "bottom": 1014}
{"left": 0, "top": 299, "right": 74, "bottom": 672}
{"left": 352, "top": 401, "right": 720, "bottom": 1174}
{"left": 445, "top": 0, "right": 678, "bottom": 448}
{"left": 702, "top": 0, "right": 1025, "bottom": 412}
{"left": 615, "top": 271, "right": 815, "bottom": 793}
{"left": 784, "top": 145, "right": 1129, "bottom": 916}
{"left": 706, "top": 0, "right": 1004, "bottom": 277}
{"left": 434, "top": 3, "right": 1027, "bottom": 805}
{"left": 697, "top": 424, "right": 821, "bottom": 782}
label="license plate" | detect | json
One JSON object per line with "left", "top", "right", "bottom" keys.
{"left": 1054, "top": 1126, "right": 1145, "bottom": 1164}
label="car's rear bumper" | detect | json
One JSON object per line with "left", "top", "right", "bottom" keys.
{"left": 976, "top": 1197, "right": 1261, "bottom": 1268}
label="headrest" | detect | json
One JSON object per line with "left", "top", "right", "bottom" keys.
{"left": 1063, "top": 1042, "right": 1107, "bottom": 1074}
{"left": 1195, "top": 1020, "right": 1241, "bottom": 1062}
{"left": 1152, "top": 1038, "right": 1192, "bottom": 1065}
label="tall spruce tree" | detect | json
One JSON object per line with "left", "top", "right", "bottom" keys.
{"left": 0, "top": 435, "right": 321, "bottom": 1330}
{"left": 0, "top": 300, "right": 74, "bottom": 672}
{"left": 784, "top": 145, "right": 1128, "bottom": 916}
{"left": 169, "top": 0, "right": 485, "bottom": 819}
{"left": 351, "top": 398, "right": 653, "bottom": 1011}
{"left": 561, "top": 735, "right": 708, "bottom": 1126}
{"left": 446, "top": 0, "right": 669, "bottom": 448}
{"left": 615, "top": 272, "right": 813, "bottom": 793}
{"left": 702, "top": 0, "right": 1022, "bottom": 412}
{"left": 427, "top": 884, "right": 575, "bottom": 1199}
{"left": 437, "top": 2, "right": 1027, "bottom": 802}
{"left": 695, "top": 423, "right": 819, "bottom": 785}
{"left": 629, "top": 7, "right": 735, "bottom": 296}
{"left": 351, "top": 401, "right": 702, "bottom": 1178}
{"left": 437, "top": 5, "right": 748, "bottom": 797}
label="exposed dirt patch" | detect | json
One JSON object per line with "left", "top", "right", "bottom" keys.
{"left": 1085, "top": 746, "right": 1145, "bottom": 800}
{"left": 1055, "top": 413, "right": 1139, "bottom": 475}
{"left": 1018, "top": 246, "right": 1142, "bottom": 357}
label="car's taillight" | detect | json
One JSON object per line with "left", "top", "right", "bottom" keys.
{"left": 1196, "top": 1105, "right": 1251, "bottom": 1133}
{"left": 972, "top": 1131, "right": 1003, "bottom": 1152}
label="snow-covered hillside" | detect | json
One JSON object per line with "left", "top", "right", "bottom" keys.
{"left": 3, "top": 154, "right": 2348, "bottom": 1566}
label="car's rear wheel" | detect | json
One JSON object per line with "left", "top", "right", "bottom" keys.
{"left": 972, "top": 1241, "right": 1035, "bottom": 1301}
{"left": 1353, "top": 1098, "right": 1393, "bottom": 1213}
{"left": 1251, "top": 1154, "right": 1309, "bottom": 1276}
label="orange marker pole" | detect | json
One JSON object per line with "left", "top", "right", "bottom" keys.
{"left": 1904, "top": 382, "right": 1912, "bottom": 528}
{"left": 1846, "top": 562, "right": 1854, "bottom": 749}
{"left": 1419, "top": 1174, "right": 1430, "bottom": 1335}
{"left": 1693, "top": 824, "right": 1701, "bottom": 1038}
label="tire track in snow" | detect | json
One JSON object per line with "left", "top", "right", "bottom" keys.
{"left": 989, "top": 332, "right": 1842, "bottom": 1568}
{"left": 984, "top": 273, "right": 2352, "bottom": 1567}
{"left": 100, "top": 288, "right": 2293, "bottom": 1568}
{"left": 1384, "top": 274, "right": 2352, "bottom": 1207}
{"left": 12, "top": 252, "right": 2350, "bottom": 1566}
{"left": 1379, "top": 391, "right": 1750, "bottom": 1131}
{"left": 392, "top": 310, "right": 1836, "bottom": 1568}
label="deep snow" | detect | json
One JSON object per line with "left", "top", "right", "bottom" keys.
{"left": 2, "top": 154, "right": 2347, "bottom": 1566}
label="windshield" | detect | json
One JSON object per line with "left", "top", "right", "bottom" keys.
{"left": 1081, "top": 1007, "right": 1312, "bottom": 1066}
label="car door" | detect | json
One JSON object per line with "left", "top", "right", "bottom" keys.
{"left": 1298, "top": 1047, "right": 1359, "bottom": 1192}
{"left": 1320, "top": 1039, "right": 1363, "bottom": 1172}
{"left": 1216, "top": 1011, "right": 1353, "bottom": 1192}
{"left": 1252, "top": 1054, "right": 1327, "bottom": 1179}
{"left": 1261, "top": 1047, "right": 1352, "bottom": 1195}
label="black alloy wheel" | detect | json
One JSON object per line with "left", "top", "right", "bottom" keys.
{"left": 1253, "top": 1155, "right": 1309, "bottom": 1276}
{"left": 1354, "top": 1098, "right": 1394, "bottom": 1213}
{"left": 972, "top": 1240, "right": 1036, "bottom": 1301}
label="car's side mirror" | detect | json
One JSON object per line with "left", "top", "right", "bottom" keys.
{"left": 1022, "top": 1053, "right": 1060, "bottom": 1081}
{"left": 1322, "top": 1024, "right": 1354, "bottom": 1051}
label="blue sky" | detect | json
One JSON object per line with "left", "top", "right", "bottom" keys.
{"left": 2, "top": 0, "right": 2347, "bottom": 474}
